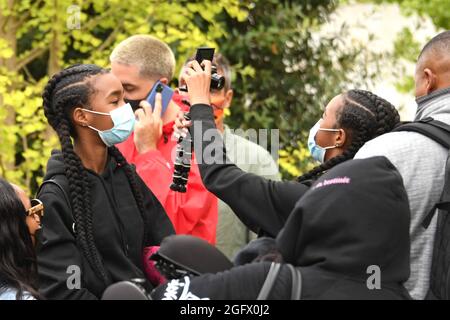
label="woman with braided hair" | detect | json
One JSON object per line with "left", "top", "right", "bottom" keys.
{"left": 297, "top": 89, "right": 400, "bottom": 182}
{"left": 36, "top": 64, "right": 174, "bottom": 300}
{"left": 176, "top": 60, "right": 401, "bottom": 243}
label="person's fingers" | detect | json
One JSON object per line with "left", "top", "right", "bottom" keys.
{"left": 135, "top": 107, "right": 146, "bottom": 121}
{"left": 186, "top": 60, "right": 196, "bottom": 69}
{"left": 191, "top": 60, "right": 204, "bottom": 73}
{"left": 202, "top": 60, "right": 212, "bottom": 75}
{"left": 173, "top": 127, "right": 187, "bottom": 140}
{"left": 179, "top": 70, "right": 190, "bottom": 86}
{"left": 140, "top": 100, "right": 153, "bottom": 116}
{"left": 183, "top": 66, "right": 195, "bottom": 77}
{"left": 153, "top": 92, "right": 162, "bottom": 118}
{"left": 174, "top": 115, "right": 184, "bottom": 129}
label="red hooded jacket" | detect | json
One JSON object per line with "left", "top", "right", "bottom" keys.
{"left": 117, "top": 93, "right": 218, "bottom": 244}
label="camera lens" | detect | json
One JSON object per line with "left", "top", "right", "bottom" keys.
{"left": 211, "top": 74, "right": 225, "bottom": 90}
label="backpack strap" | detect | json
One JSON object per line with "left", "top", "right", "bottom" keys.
{"left": 393, "top": 117, "right": 450, "bottom": 149}
{"left": 436, "top": 153, "right": 450, "bottom": 211}
{"left": 257, "top": 262, "right": 281, "bottom": 300}
{"left": 393, "top": 117, "right": 450, "bottom": 228}
{"left": 37, "top": 176, "right": 75, "bottom": 234}
{"left": 256, "top": 262, "right": 302, "bottom": 300}
{"left": 286, "top": 264, "right": 302, "bottom": 300}
{"left": 37, "top": 178, "right": 72, "bottom": 210}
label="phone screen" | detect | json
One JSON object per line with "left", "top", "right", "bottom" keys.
{"left": 146, "top": 81, "right": 174, "bottom": 116}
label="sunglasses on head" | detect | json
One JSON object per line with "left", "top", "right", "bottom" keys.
{"left": 26, "top": 199, "right": 44, "bottom": 219}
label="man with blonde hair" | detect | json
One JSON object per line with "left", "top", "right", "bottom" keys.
{"left": 111, "top": 35, "right": 218, "bottom": 245}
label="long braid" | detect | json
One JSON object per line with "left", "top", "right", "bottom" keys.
{"left": 42, "top": 64, "right": 110, "bottom": 284}
{"left": 298, "top": 89, "right": 400, "bottom": 182}
{"left": 108, "top": 146, "right": 149, "bottom": 245}
{"left": 57, "top": 116, "right": 108, "bottom": 283}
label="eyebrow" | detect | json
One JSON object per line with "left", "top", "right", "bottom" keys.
{"left": 106, "top": 89, "right": 123, "bottom": 98}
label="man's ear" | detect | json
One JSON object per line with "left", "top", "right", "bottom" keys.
{"left": 72, "top": 107, "right": 89, "bottom": 127}
{"left": 424, "top": 68, "right": 437, "bottom": 94}
{"left": 223, "top": 89, "right": 233, "bottom": 109}
{"left": 335, "top": 128, "right": 347, "bottom": 148}
{"left": 160, "top": 77, "right": 169, "bottom": 85}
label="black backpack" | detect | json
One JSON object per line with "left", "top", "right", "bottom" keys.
{"left": 393, "top": 117, "right": 450, "bottom": 299}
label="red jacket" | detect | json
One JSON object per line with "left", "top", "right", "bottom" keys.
{"left": 117, "top": 95, "right": 218, "bottom": 244}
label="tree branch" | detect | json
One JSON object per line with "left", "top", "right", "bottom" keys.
{"left": 96, "top": 21, "right": 124, "bottom": 53}
{"left": 82, "top": 6, "right": 119, "bottom": 31}
{"left": 0, "top": 14, "right": 12, "bottom": 33}
{"left": 23, "top": 65, "right": 37, "bottom": 84}
{"left": 14, "top": 46, "right": 47, "bottom": 72}
{"left": 0, "top": 0, "right": 14, "bottom": 33}
{"left": 21, "top": 135, "right": 31, "bottom": 191}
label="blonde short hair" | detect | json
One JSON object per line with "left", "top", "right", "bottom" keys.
{"left": 110, "top": 35, "right": 176, "bottom": 80}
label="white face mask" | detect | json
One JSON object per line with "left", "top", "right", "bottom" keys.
{"left": 82, "top": 103, "right": 135, "bottom": 147}
{"left": 307, "top": 120, "right": 340, "bottom": 163}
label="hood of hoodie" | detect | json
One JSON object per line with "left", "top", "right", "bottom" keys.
{"left": 276, "top": 156, "right": 411, "bottom": 284}
{"left": 44, "top": 150, "right": 66, "bottom": 180}
{"left": 44, "top": 149, "right": 119, "bottom": 181}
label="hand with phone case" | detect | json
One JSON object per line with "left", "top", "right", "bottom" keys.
{"left": 147, "top": 80, "right": 174, "bottom": 117}
{"left": 133, "top": 93, "right": 163, "bottom": 154}
{"left": 132, "top": 81, "right": 174, "bottom": 153}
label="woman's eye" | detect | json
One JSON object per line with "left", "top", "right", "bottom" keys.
{"left": 112, "top": 100, "right": 119, "bottom": 105}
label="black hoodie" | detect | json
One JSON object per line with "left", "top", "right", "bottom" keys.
{"left": 152, "top": 156, "right": 411, "bottom": 300}
{"left": 276, "top": 156, "right": 411, "bottom": 299}
{"left": 189, "top": 104, "right": 310, "bottom": 237}
{"left": 36, "top": 150, "right": 175, "bottom": 300}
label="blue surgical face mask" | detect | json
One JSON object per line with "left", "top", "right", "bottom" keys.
{"left": 307, "top": 120, "right": 340, "bottom": 163}
{"left": 83, "top": 103, "right": 135, "bottom": 147}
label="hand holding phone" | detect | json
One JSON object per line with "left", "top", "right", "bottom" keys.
{"left": 194, "top": 47, "right": 225, "bottom": 91}
{"left": 146, "top": 81, "right": 174, "bottom": 117}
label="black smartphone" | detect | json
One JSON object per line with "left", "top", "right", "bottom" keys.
{"left": 178, "top": 47, "right": 216, "bottom": 93}
{"left": 195, "top": 47, "right": 215, "bottom": 64}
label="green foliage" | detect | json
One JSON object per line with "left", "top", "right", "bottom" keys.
{"left": 361, "top": 0, "right": 447, "bottom": 95}
{"left": 219, "top": 0, "right": 380, "bottom": 178}
{"left": 369, "top": 0, "right": 450, "bottom": 29}
{"left": 0, "top": 0, "right": 250, "bottom": 193}
{"left": 0, "top": 0, "right": 380, "bottom": 192}
{"left": 393, "top": 27, "right": 421, "bottom": 61}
